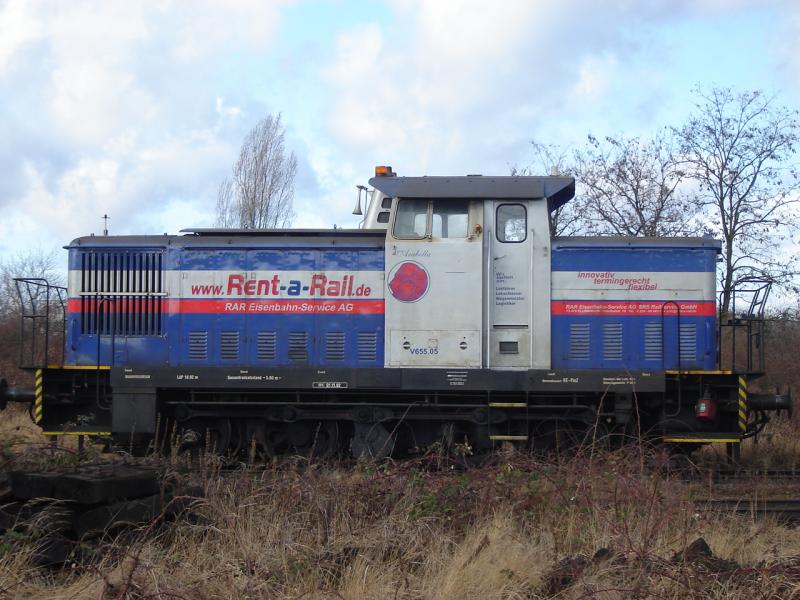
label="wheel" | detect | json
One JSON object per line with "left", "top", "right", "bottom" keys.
{"left": 304, "top": 421, "right": 340, "bottom": 458}
{"left": 267, "top": 421, "right": 341, "bottom": 459}
{"left": 530, "top": 420, "right": 595, "bottom": 455}
{"left": 179, "top": 418, "right": 234, "bottom": 461}
{"left": 203, "top": 419, "right": 234, "bottom": 456}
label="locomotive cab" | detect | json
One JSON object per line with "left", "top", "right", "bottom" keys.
{"left": 370, "top": 174, "right": 562, "bottom": 371}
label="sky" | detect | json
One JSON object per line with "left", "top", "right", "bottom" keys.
{"left": 0, "top": 0, "right": 799, "bottom": 263}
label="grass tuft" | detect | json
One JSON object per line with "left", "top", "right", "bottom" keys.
{"left": 0, "top": 446, "right": 798, "bottom": 598}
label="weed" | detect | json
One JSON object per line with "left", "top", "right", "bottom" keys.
{"left": 2, "top": 405, "right": 800, "bottom": 598}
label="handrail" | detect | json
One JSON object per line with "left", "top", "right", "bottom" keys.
{"left": 717, "top": 278, "right": 772, "bottom": 374}
{"left": 13, "top": 278, "right": 67, "bottom": 368}
{"left": 661, "top": 301, "right": 682, "bottom": 418}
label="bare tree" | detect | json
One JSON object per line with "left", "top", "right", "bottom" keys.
{"left": 0, "top": 248, "right": 64, "bottom": 314}
{"left": 675, "top": 87, "right": 800, "bottom": 315}
{"left": 0, "top": 249, "right": 65, "bottom": 379}
{"left": 216, "top": 114, "right": 297, "bottom": 229}
{"left": 572, "top": 131, "right": 698, "bottom": 237}
{"left": 512, "top": 141, "right": 587, "bottom": 236}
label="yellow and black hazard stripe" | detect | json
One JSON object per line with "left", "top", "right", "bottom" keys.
{"left": 33, "top": 369, "right": 43, "bottom": 424}
{"left": 738, "top": 376, "right": 748, "bottom": 434}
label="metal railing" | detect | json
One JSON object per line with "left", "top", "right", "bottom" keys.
{"left": 718, "top": 278, "right": 772, "bottom": 375}
{"left": 14, "top": 278, "right": 67, "bottom": 369}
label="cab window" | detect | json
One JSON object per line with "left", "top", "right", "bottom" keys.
{"left": 393, "top": 199, "right": 428, "bottom": 238}
{"left": 432, "top": 203, "right": 468, "bottom": 238}
{"left": 497, "top": 204, "right": 527, "bottom": 242}
{"left": 393, "top": 199, "right": 469, "bottom": 239}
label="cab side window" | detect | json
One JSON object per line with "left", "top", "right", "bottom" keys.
{"left": 393, "top": 199, "right": 428, "bottom": 238}
{"left": 497, "top": 204, "right": 527, "bottom": 242}
{"left": 432, "top": 202, "right": 468, "bottom": 238}
{"left": 393, "top": 199, "right": 469, "bottom": 239}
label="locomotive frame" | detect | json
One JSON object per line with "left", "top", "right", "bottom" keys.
{"left": 2, "top": 170, "right": 790, "bottom": 459}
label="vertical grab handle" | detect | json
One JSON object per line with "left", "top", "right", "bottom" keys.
{"left": 662, "top": 301, "right": 682, "bottom": 419}
{"left": 660, "top": 301, "right": 682, "bottom": 371}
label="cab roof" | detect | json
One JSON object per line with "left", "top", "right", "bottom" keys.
{"left": 368, "top": 175, "right": 576, "bottom": 210}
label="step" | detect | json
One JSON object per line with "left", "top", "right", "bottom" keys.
{"left": 488, "top": 402, "right": 527, "bottom": 408}
{"left": 662, "top": 434, "right": 741, "bottom": 444}
{"left": 489, "top": 434, "right": 529, "bottom": 442}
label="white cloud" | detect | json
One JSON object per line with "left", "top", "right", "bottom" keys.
{"left": 0, "top": 0, "right": 797, "bottom": 260}
{"left": 318, "top": 0, "right": 799, "bottom": 190}
{"left": 215, "top": 97, "right": 242, "bottom": 121}
{"left": 325, "top": 22, "right": 384, "bottom": 83}
{"left": 166, "top": 0, "right": 288, "bottom": 61}
{"left": 775, "top": 6, "right": 800, "bottom": 103}
{"left": 9, "top": 158, "right": 121, "bottom": 244}
{"left": 49, "top": 62, "right": 157, "bottom": 146}
{"left": 0, "top": 0, "right": 295, "bottom": 257}
{"left": 322, "top": 1, "right": 596, "bottom": 175}
{"left": 0, "top": 0, "right": 43, "bottom": 73}
{"left": 569, "top": 54, "right": 619, "bottom": 106}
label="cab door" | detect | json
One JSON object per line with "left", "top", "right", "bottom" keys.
{"left": 385, "top": 198, "right": 483, "bottom": 368}
{"left": 488, "top": 202, "right": 532, "bottom": 368}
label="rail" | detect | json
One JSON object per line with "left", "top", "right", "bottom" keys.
{"left": 697, "top": 498, "right": 800, "bottom": 523}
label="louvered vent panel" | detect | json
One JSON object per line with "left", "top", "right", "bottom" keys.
{"left": 568, "top": 323, "right": 590, "bottom": 361}
{"left": 220, "top": 331, "right": 240, "bottom": 360}
{"left": 644, "top": 323, "right": 663, "bottom": 361}
{"left": 257, "top": 331, "right": 277, "bottom": 361}
{"left": 188, "top": 331, "right": 208, "bottom": 360}
{"left": 358, "top": 332, "right": 378, "bottom": 362}
{"left": 288, "top": 332, "right": 309, "bottom": 361}
{"left": 679, "top": 324, "right": 697, "bottom": 363}
{"left": 603, "top": 323, "right": 623, "bottom": 361}
{"left": 79, "top": 250, "right": 164, "bottom": 336}
{"left": 326, "top": 332, "right": 346, "bottom": 361}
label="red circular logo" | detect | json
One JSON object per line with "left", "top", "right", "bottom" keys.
{"left": 388, "top": 261, "right": 429, "bottom": 303}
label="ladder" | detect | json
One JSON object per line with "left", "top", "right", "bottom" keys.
{"left": 488, "top": 401, "right": 529, "bottom": 442}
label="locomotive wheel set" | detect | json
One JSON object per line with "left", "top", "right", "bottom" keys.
{"left": 1, "top": 168, "right": 791, "bottom": 459}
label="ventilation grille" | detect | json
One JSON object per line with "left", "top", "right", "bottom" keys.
{"left": 288, "top": 332, "right": 309, "bottom": 361}
{"left": 602, "top": 323, "right": 623, "bottom": 361}
{"left": 188, "top": 331, "right": 208, "bottom": 360}
{"left": 257, "top": 331, "right": 277, "bottom": 361}
{"left": 644, "top": 322, "right": 663, "bottom": 362}
{"left": 679, "top": 323, "right": 697, "bottom": 363}
{"left": 220, "top": 331, "right": 240, "bottom": 360}
{"left": 79, "top": 251, "right": 164, "bottom": 336}
{"left": 568, "top": 323, "right": 590, "bottom": 360}
{"left": 325, "top": 332, "right": 346, "bottom": 361}
{"left": 358, "top": 332, "right": 378, "bottom": 362}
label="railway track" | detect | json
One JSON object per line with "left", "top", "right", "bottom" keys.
{"left": 680, "top": 467, "right": 800, "bottom": 482}
{"left": 715, "top": 468, "right": 800, "bottom": 480}
{"left": 697, "top": 498, "right": 800, "bottom": 523}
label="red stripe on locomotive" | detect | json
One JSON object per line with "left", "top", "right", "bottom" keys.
{"left": 551, "top": 300, "right": 716, "bottom": 316}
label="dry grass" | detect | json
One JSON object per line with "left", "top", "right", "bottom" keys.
{"left": 687, "top": 414, "right": 800, "bottom": 471}
{"left": 0, "top": 404, "right": 105, "bottom": 473}
{"left": 1, "top": 448, "right": 800, "bottom": 599}
{"left": 739, "top": 416, "right": 800, "bottom": 470}
{"left": 0, "top": 404, "right": 44, "bottom": 446}
{"left": 4, "top": 392, "right": 800, "bottom": 598}
{"left": 0, "top": 404, "right": 51, "bottom": 470}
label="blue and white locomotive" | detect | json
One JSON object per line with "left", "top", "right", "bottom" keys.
{"left": 8, "top": 167, "right": 787, "bottom": 457}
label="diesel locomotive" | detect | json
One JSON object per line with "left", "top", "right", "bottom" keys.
{"left": 1, "top": 167, "right": 790, "bottom": 458}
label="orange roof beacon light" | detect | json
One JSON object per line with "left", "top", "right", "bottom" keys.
{"left": 374, "top": 165, "right": 395, "bottom": 177}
